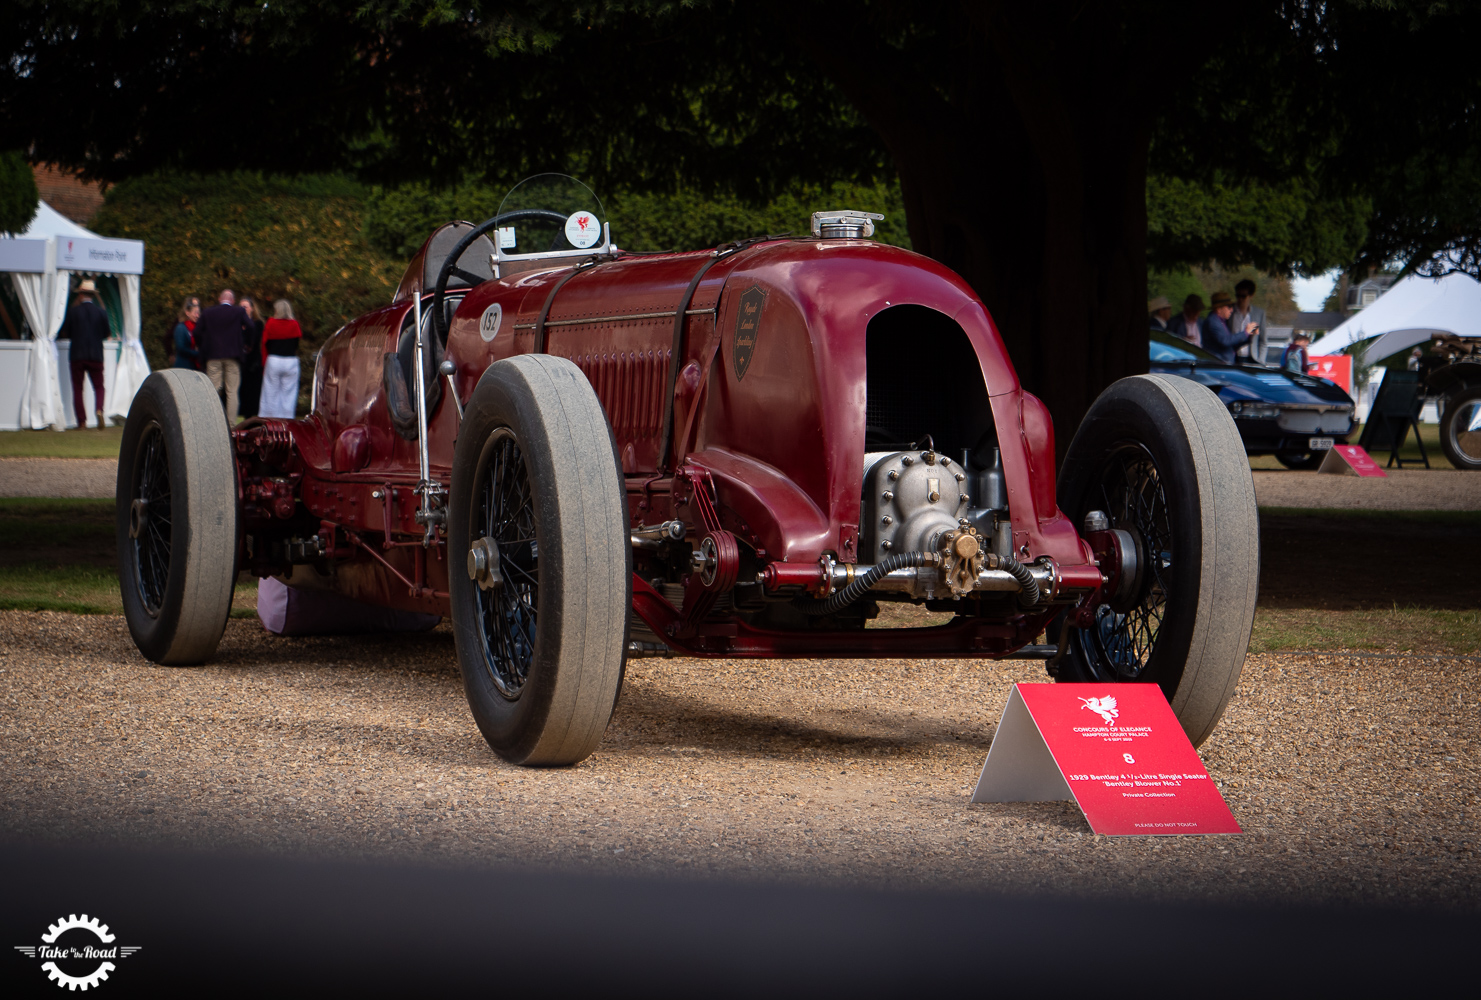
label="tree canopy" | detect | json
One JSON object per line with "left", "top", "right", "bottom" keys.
{"left": 0, "top": 150, "right": 38, "bottom": 234}
{"left": 6, "top": 1, "right": 1480, "bottom": 437}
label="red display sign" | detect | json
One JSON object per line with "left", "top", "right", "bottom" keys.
{"left": 1318, "top": 444, "right": 1387, "bottom": 477}
{"left": 1307, "top": 354, "right": 1353, "bottom": 394}
{"left": 972, "top": 683, "right": 1241, "bottom": 836}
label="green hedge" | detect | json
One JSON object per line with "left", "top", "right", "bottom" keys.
{"left": 91, "top": 173, "right": 403, "bottom": 369}
{"left": 364, "top": 179, "right": 913, "bottom": 258}
{"left": 91, "top": 172, "right": 913, "bottom": 372}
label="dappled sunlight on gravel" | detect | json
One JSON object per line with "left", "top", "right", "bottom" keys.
{"left": 0, "top": 610, "right": 1476, "bottom": 909}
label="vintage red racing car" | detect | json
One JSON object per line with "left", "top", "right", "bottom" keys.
{"left": 116, "top": 175, "right": 1259, "bottom": 765}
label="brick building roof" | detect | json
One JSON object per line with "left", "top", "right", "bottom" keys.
{"left": 31, "top": 164, "right": 106, "bottom": 225}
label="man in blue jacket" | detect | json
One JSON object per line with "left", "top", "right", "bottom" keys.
{"left": 1201, "top": 291, "right": 1256, "bottom": 364}
{"left": 60, "top": 279, "right": 111, "bottom": 428}
{"left": 195, "top": 289, "right": 251, "bottom": 423}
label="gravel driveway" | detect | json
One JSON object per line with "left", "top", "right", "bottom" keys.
{"left": 2, "top": 611, "right": 1475, "bottom": 910}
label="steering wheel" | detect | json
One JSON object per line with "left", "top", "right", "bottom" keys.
{"left": 431, "top": 208, "right": 572, "bottom": 341}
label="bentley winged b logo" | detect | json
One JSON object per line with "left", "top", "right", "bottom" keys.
{"left": 1079, "top": 695, "right": 1120, "bottom": 726}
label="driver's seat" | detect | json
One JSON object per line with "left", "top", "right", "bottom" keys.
{"left": 423, "top": 222, "right": 496, "bottom": 291}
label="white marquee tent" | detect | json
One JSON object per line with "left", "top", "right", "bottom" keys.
{"left": 0, "top": 201, "right": 149, "bottom": 430}
{"left": 1308, "top": 272, "right": 1481, "bottom": 363}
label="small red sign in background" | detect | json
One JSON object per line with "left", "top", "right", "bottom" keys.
{"left": 1308, "top": 354, "right": 1353, "bottom": 394}
{"left": 972, "top": 684, "right": 1240, "bottom": 836}
{"left": 1318, "top": 444, "right": 1387, "bottom": 477}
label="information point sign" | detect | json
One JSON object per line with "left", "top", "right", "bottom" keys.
{"left": 1317, "top": 444, "right": 1387, "bottom": 477}
{"left": 972, "top": 684, "right": 1241, "bottom": 836}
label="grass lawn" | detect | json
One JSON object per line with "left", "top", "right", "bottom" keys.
{"left": 1249, "top": 421, "right": 1452, "bottom": 470}
{"left": 0, "top": 426, "right": 124, "bottom": 459}
{"left": 1250, "top": 607, "right": 1481, "bottom": 656}
{"left": 0, "top": 498, "right": 256, "bottom": 617}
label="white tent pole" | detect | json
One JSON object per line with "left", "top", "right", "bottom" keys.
{"left": 105, "top": 272, "right": 149, "bottom": 420}
{"left": 45, "top": 258, "right": 70, "bottom": 430}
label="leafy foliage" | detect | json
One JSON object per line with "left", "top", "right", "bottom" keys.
{"left": 90, "top": 173, "right": 403, "bottom": 368}
{"left": 1146, "top": 175, "right": 1368, "bottom": 278}
{"left": 364, "top": 178, "right": 912, "bottom": 258}
{"left": 1148, "top": 265, "right": 1295, "bottom": 319}
{"left": 0, "top": 150, "right": 38, "bottom": 234}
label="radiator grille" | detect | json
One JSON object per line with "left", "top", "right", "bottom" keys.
{"left": 564, "top": 349, "right": 671, "bottom": 441}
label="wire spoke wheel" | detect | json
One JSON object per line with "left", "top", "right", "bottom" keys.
{"left": 130, "top": 422, "right": 174, "bottom": 616}
{"left": 449, "top": 355, "right": 629, "bottom": 765}
{"left": 1055, "top": 375, "right": 1259, "bottom": 746}
{"left": 116, "top": 370, "right": 239, "bottom": 666}
{"left": 475, "top": 430, "right": 538, "bottom": 699}
{"left": 1440, "top": 387, "right": 1481, "bottom": 470}
{"left": 1077, "top": 443, "right": 1170, "bottom": 680}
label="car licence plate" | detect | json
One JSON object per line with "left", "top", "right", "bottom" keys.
{"left": 1308, "top": 437, "right": 1335, "bottom": 450}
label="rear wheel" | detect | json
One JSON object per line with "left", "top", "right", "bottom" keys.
{"left": 1439, "top": 384, "right": 1481, "bottom": 470}
{"left": 116, "top": 370, "right": 240, "bottom": 664}
{"left": 448, "top": 355, "right": 630, "bottom": 766}
{"left": 1055, "top": 375, "right": 1259, "bottom": 746}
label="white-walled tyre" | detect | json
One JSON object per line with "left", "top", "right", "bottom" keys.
{"left": 448, "top": 355, "right": 630, "bottom": 766}
{"left": 116, "top": 370, "right": 239, "bottom": 665}
{"left": 1055, "top": 375, "right": 1260, "bottom": 746}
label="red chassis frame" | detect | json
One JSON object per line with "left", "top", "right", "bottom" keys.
{"left": 233, "top": 237, "right": 1111, "bottom": 658}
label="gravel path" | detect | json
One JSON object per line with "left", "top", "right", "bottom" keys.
{"left": 1252, "top": 468, "right": 1480, "bottom": 510}
{"left": 2, "top": 611, "right": 1475, "bottom": 910}
{"left": 0, "top": 458, "right": 116, "bottom": 498}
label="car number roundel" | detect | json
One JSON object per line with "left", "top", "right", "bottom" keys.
{"left": 479, "top": 302, "right": 503, "bottom": 342}
{"left": 732, "top": 285, "right": 767, "bottom": 381}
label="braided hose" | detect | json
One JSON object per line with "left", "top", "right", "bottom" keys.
{"left": 792, "top": 552, "right": 936, "bottom": 616}
{"left": 1001, "top": 554, "right": 1041, "bottom": 606}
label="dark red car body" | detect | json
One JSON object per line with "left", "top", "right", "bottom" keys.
{"left": 232, "top": 234, "right": 1106, "bottom": 657}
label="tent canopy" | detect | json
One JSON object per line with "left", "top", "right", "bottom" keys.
{"left": 0, "top": 199, "right": 149, "bottom": 430}
{"left": 1308, "top": 272, "right": 1481, "bottom": 361}
{"left": 21, "top": 200, "right": 98, "bottom": 241}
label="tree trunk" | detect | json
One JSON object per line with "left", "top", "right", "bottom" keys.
{"left": 793, "top": 3, "right": 1193, "bottom": 460}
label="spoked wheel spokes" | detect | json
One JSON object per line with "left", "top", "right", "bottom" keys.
{"left": 476, "top": 429, "right": 538, "bottom": 699}
{"left": 131, "top": 421, "right": 173, "bottom": 617}
{"left": 1078, "top": 443, "right": 1171, "bottom": 680}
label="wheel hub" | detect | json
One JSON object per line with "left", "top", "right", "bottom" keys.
{"left": 129, "top": 498, "right": 148, "bottom": 539}
{"left": 467, "top": 536, "right": 504, "bottom": 591}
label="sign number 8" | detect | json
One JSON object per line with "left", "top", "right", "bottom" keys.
{"left": 1123, "top": 753, "right": 1135, "bottom": 764}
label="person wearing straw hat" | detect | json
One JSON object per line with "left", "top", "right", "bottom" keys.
{"left": 60, "top": 278, "right": 111, "bottom": 428}
{"left": 1147, "top": 295, "right": 1173, "bottom": 333}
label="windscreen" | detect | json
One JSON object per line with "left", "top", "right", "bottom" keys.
{"left": 494, "top": 174, "right": 608, "bottom": 256}
{"left": 1150, "top": 330, "right": 1221, "bottom": 364}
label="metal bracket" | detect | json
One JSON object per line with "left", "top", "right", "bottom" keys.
{"left": 673, "top": 465, "right": 739, "bottom": 639}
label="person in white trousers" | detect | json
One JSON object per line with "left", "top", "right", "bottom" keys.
{"left": 259, "top": 298, "right": 303, "bottom": 419}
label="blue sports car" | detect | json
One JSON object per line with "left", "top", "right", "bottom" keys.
{"left": 1150, "top": 329, "right": 1355, "bottom": 469}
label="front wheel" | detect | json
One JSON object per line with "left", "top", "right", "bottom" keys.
{"left": 116, "top": 370, "right": 240, "bottom": 664}
{"left": 447, "top": 355, "right": 630, "bottom": 766}
{"left": 1439, "top": 384, "right": 1481, "bottom": 470}
{"left": 1055, "top": 375, "right": 1260, "bottom": 746}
